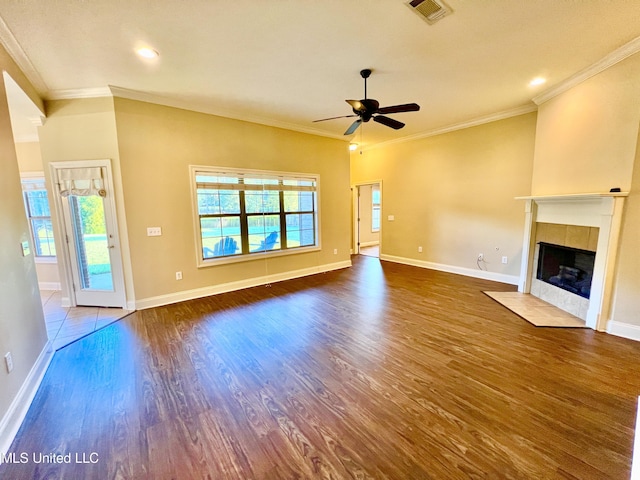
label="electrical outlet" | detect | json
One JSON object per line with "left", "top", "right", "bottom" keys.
{"left": 175, "top": 271, "right": 182, "bottom": 280}
{"left": 502, "top": 256, "right": 508, "bottom": 264}
{"left": 478, "top": 253, "right": 484, "bottom": 261}
{"left": 333, "top": 248, "right": 338, "bottom": 255}
{"left": 418, "top": 246, "right": 423, "bottom": 253}
{"left": 4, "top": 352, "right": 13, "bottom": 373}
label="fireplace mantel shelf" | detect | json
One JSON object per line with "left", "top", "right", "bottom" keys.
{"left": 515, "top": 192, "right": 629, "bottom": 201}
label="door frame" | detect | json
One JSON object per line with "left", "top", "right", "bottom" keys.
{"left": 351, "top": 180, "right": 382, "bottom": 256}
{"left": 49, "top": 159, "right": 126, "bottom": 308}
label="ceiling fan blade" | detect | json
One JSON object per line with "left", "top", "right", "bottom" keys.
{"left": 344, "top": 119, "right": 362, "bottom": 135}
{"left": 374, "top": 115, "right": 405, "bottom": 130}
{"left": 313, "top": 114, "right": 359, "bottom": 123}
{"left": 346, "top": 99, "right": 365, "bottom": 113}
{"left": 377, "top": 103, "right": 421, "bottom": 115}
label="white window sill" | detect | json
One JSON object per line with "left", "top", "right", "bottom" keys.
{"left": 197, "top": 245, "right": 320, "bottom": 268}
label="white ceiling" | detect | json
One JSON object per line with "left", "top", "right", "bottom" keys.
{"left": 1, "top": 1, "right": 640, "bottom": 146}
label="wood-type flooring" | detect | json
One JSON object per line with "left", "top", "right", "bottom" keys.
{"left": 3, "top": 255, "right": 640, "bottom": 479}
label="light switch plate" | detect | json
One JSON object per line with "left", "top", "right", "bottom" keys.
{"left": 147, "top": 227, "right": 162, "bottom": 236}
{"left": 4, "top": 352, "right": 13, "bottom": 373}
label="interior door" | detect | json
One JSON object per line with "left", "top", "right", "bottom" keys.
{"left": 54, "top": 162, "right": 126, "bottom": 307}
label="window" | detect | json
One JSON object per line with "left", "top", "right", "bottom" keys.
{"left": 372, "top": 185, "right": 380, "bottom": 232}
{"left": 191, "top": 166, "right": 319, "bottom": 265}
{"left": 21, "top": 176, "right": 56, "bottom": 258}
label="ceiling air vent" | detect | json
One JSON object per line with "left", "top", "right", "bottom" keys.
{"left": 406, "top": 0, "right": 452, "bottom": 24}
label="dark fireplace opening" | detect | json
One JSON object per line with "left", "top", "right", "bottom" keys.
{"left": 537, "top": 242, "right": 596, "bottom": 299}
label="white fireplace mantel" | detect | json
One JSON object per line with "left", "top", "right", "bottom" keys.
{"left": 516, "top": 192, "right": 628, "bottom": 331}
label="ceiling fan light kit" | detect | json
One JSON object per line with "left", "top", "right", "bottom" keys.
{"left": 313, "top": 69, "right": 420, "bottom": 136}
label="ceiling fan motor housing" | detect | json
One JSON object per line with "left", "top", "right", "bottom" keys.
{"left": 352, "top": 99, "right": 379, "bottom": 120}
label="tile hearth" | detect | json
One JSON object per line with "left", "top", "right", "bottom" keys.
{"left": 484, "top": 291, "right": 587, "bottom": 328}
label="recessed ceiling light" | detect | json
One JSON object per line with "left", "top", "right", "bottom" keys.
{"left": 529, "top": 77, "right": 546, "bottom": 87}
{"left": 136, "top": 47, "right": 159, "bottom": 59}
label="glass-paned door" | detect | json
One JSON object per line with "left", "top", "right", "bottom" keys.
{"left": 54, "top": 162, "right": 126, "bottom": 308}
{"left": 69, "top": 195, "right": 114, "bottom": 292}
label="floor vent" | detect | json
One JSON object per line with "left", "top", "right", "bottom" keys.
{"left": 406, "top": 0, "right": 453, "bottom": 24}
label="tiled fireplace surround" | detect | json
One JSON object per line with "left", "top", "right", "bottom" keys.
{"left": 517, "top": 193, "right": 627, "bottom": 331}
{"left": 530, "top": 223, "right": 598, "bottom": 322}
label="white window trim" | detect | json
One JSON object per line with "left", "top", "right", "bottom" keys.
{"left": 189, "top": 165, "right": 321, "bottom": 268}
{"left": 20, "top": 171, "right": 57, "bottom": 260}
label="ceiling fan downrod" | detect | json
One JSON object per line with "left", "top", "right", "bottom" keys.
{"left": 360, "top": 69, "right": 371, "bottom": 99}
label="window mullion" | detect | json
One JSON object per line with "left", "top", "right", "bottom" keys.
{"left": 239, "top": 190, "right": 249, "bottom": 254}
{"left": 278, "top": 187, "right": 287, "bottom": 249}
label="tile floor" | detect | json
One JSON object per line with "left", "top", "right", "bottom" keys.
{"left": 359, "top": 245, "right": 380, "bottom": 257}
{"left": 41, "top": 290, "right": 133, "bottom": 350}
{"left": 484, "top": 291, "right": 587, "bottom": 328}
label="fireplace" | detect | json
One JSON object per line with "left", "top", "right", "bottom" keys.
{"left": 536, "top": 242, "right": 595, "bottom": 299}
{"left": 517, "top": 193, "right": 627, "bottom": 331}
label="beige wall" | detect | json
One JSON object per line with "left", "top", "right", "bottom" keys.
{"left": 38, "top": 96, "right": 351, "bottom": 306}
{"left": 611, "top": 127, "right": 640, "bottom": 328}
{"left": 351, "top": 112, "right": 537, "bottom": 278}
{"left": 357, "top": 184, "right": 380, "bottom": 245}
{"left": 112, "top": 97, "right": 351, "bottom": 302}
{"left": 532, "top": 54, "right": 640, "bottom": 195}
{"left": 532, "top": 53, "right": 640, "bottom": 329}
{"left": 0, "top": 45, "right": 48, "bottom": 432}
{"left": 38, "top": 97, "right": 135, "bottom": 305}
{"left": 15, "top": 141, "right": 43, "bottom": 172}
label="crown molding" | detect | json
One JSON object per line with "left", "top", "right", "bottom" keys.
{"left": 46, "top": 87, "right": 112, "bottom": 100}
{"left": 21, "top": 82, "right": 539, "bottom": 149}
{"left": 108, "top": 86, "right": 346, "bottom": 141}
{"left": 533, "top": 35, "right": 640, "bottom": 105}
{"left": 28, "top": 115, "right": 44, "bottom": 127}
{"left": 0, "top": 14, "right": 48, "bottom": 93}
{"left": 364, "top": 103, "right": 538, "bottom": 151}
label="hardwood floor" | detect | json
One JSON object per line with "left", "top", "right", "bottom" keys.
{"left": 3, "top": 256, "right": 640, "bottom": 479}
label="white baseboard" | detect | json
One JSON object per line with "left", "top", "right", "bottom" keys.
{"left": 0, "top": 341, "right": 54, "bottom": 456}
{"left": 136, "top": 260, "right": 352, "bottom": 310}
{"left": 379, "top": 254, "right": 519, "bottom": 285}
{"left": 607, "top": 320, "right": 640, "bottom": 343}
{"left": 360, "top": 241, "right": 380, "bottom": 248}
{"left": 38, "top": 282, "right": 61, "bottom": 291}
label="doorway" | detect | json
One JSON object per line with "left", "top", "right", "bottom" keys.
{"left": 51, "top": 160, "right": 126, "bottom": 308}
{"left": 353, "top": 182, "right": 381, "bottom": 258}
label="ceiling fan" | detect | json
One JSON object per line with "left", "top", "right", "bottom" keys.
{"left": 313, "top": 69, "right": 420, "bottom": 135}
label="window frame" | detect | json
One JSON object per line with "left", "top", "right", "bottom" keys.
{"left": 190, "top": 165, "right": 321, "bottom": 267}
{"left": 20, "top": 173, "right": 57, "bottom": 262}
